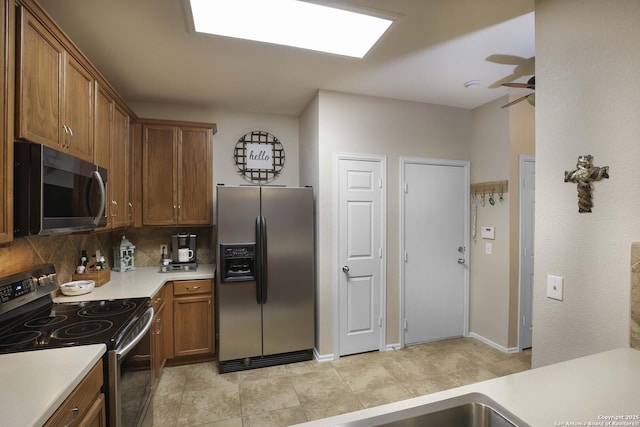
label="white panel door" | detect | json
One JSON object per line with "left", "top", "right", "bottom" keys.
{"left": 403, "top": 160, "right": 468, "bottom": 345}
{"left": 338, "top": 157, "right": 383, "bottom": 356}
{"left": 519, "top": 156, "right": 535, "bottom": 349}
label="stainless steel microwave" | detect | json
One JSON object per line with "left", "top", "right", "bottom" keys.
{"left": 14, "top": 141, "right": 108, "bottom": 236}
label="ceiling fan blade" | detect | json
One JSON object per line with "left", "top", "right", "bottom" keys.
{"left": 485, "top": 54, "right": 529, "bottom": 65}
{"left": 487, "top": 56, "right": 535, "bottom": 88}
{"left": 501, "top": 95, "right": 529, "bottom": 108}
{"left": 502, "top": 82, "right": 535, "bottom": 89}
{"left": 489, "top": 73, "right": 522, "bottom": 89}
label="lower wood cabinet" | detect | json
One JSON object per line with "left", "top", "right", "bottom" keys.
{"left": 44, "top": 359, "right": 105, "bottom": 427}
{"left": 173, "top": 279, "right": 214, "bottom": 357}
{"left": 151, "top": 279, "right": 214, "bottom": 382}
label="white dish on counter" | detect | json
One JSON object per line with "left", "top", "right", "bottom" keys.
{"left": 59, "top": 280, "right": 95, "bottom": 296}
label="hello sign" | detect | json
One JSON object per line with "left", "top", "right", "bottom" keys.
{"left": 234, "top": 131, "right": 285, "bottom": 183}
{"left": 246, "top": 143, "right": 273, "bottom": 170}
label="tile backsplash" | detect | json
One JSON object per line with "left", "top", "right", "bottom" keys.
{"left": 0, "top": 226, "right": 215, "bottom": 284}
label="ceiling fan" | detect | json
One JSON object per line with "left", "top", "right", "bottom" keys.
{"left": 485, "top": 54, "right": 535, "bottom": 108}
{"left": 500, "top": 76, "right": 535, "bottom": 108}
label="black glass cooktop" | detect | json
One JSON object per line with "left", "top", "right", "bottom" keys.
{"left": 0, "top": 298, "right": 149, "bottom": 353}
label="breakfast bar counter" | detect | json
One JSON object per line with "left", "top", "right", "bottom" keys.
{"left": 295, "top": 347, "right": 640, "bottom": 426}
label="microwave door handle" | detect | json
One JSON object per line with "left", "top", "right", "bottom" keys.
{"left": 91, "top": 170, "right": 106, "bottom": 225}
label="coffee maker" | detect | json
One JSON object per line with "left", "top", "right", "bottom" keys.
{"left": 165, "top": 232, "right": 198, "bottom": 271}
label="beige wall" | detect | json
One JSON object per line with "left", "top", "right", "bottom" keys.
{"left": 303, "top": 90, "right": 472, "bottom": 357}
{"left": 534, "top": 0, "right": 640, "bottom": 367}
{"left": 469, "top": 94, "right": 535, "bottom": 351}
{"left": 469, "top": 97, "right": 511, "bottom": 349}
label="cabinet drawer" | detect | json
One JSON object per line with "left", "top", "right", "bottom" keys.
{"left": 44, "top": 359, "right": 103, "bottom": 427}
{"left": 151, "top": 284, "right": 169, "bottom": 312}
{"left": 173, "top": 279, "right": 212, "bottom": 296}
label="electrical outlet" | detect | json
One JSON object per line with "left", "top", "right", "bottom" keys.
{"left": 547, "top": 275, "right": 564, "bottom": 301}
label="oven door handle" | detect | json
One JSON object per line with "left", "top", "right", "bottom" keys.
{"left": 116, "top": 307, "right": 154, "bottom": 359}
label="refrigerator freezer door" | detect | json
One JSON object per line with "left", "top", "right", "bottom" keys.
{"left": 216, "top": 186, "right": 262, "bottom": 361}
{"left": 260, "top": 187, "right": 315, "bottom": 355}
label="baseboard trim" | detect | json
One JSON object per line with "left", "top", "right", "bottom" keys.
{"left": 313, "top": 348, "right": 335, "bottom": 362}
{"left": 468, "top": 332, "right": 519, "bottom": 354}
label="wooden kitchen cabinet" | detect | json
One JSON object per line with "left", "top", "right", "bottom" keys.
{"left": 0, "top": 0, "right": 14, "bottom": 244}
{"left": 150, "top": 285, "right": 170, "bottom": 383}
{"left": 94, "top": 83, "right": 132, "bottom": 230}
{"left": 142, "top": 120, "right": 215, "bottom": 226}
{"left": 110, "top": 104, "right": 129, "bottom": 228}
{"left": 44, "top": 359, "right": 105, "bottom": 427}
{"left": 17, "top": 7, "right": 93, "bottom": 161}
{"left": 172, "top": 279, "right": 214, "bottom": 358}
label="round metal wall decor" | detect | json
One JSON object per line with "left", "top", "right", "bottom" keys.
{"left": 234, "top": 130, "right": 285, "bottom": 183}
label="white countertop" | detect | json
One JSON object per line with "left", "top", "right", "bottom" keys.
{"left": 53, "top": 264, "right": 215, "bottom": 302}
{"left": 295, "top": 347, "right": 640, "bottom": 426}
{"left": 0, "top": 344, "right": 106, "bottom": 427}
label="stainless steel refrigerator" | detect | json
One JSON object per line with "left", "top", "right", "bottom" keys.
{"left": 215, "top": 185, "right": 315, "bottom": 373}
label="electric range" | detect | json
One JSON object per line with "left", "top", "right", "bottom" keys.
{"left": 0, "top": 264, "right": 154, "bottom": 427}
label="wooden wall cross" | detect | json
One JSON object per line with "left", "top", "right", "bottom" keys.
{"left": 564, "top": 155, "right": 609, "bottom": 213}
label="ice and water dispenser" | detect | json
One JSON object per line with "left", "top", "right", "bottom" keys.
{"left": 220, "top": 243, "right": 256, "bottom": 282}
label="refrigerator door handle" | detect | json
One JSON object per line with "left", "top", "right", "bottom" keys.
{"left": 260, "top": 215, "right": 268, "bottom": 304}
{"left": 255, "top": 216, "right": 263, "bottom": 304}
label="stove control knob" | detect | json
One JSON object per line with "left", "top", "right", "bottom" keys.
{"left": 47, "top": 273, "right": 58, "bottom": 286}
{"left": 38, "top": 275, "right": 49, "bottom": 286}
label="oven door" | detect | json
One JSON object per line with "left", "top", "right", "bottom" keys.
{"left": 108, "top": 307, "right": 154, "bottom": 427}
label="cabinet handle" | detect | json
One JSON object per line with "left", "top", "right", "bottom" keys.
{"left": 63, "top": 407, "right": 79, "bottom": 427}
{"left": 128, "top": 202, "right": 134, "bottom": 220}
{"left": 187, "top": 286, "right": 201, "bottom": 291}
{"left": 156, "top": 317, "right": 162, "bottom": 335}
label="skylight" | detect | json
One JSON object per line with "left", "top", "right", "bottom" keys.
{"left": 189, "top": 0, "right": 393, "bottom": 58}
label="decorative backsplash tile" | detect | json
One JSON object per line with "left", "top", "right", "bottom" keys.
{"left": 0, "top": 226, "right": 216, "bottom": 284}
{"left": 631, "top": 243, "right": 640, "bottom": 350}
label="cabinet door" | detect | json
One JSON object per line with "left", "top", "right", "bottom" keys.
{"left": 143, "top": 125, "right": 176, "bottom": 225}
{"left": 152, "top": 302, "right": 165, "bottom": 382}
{"left": 78, "top": 394, "right": 106, "bottom": 427}
{"left": 173, "top": 295, "right": 213, "bottom": 357}
{"left": 17, "top": 8, "right": 64, "bottom": 148}
{"left": 64, "top": 54, "right": 93, "bottom": 162}
{"left": 111, "top": 104, "right": 129, "bottom": 228}
{"left": 178, "top": 127, "right": 213, "bottom": 225}
{"left": 0, "top": 0, "right": 13, "bottom": 244}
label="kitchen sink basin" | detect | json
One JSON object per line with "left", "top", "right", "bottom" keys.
{"left": 338, "top": 393, "right": 529, "bottom": 427}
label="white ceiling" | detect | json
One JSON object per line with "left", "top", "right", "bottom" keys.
{"left": 37, "top": 0, "right": 535, "bottom": 116}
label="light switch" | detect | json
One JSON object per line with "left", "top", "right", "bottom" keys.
{"left": 481, "top": 226, "right": 495, "bottom": 240}
{"left": 485, "top": 242, "right": 493, "bottom": 255}
{"left": 547, "top": 275, "right": 564, "bottom": 301}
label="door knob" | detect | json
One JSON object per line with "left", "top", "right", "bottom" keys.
{"left": 457, "top": 258, "right": 465, "bottom": 264}
{"left": 342, "top": 265, "right": 350, "bottom": 273}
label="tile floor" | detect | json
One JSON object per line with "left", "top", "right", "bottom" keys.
{"left": 145, "top": 337, "right": 531, "bottom": 427}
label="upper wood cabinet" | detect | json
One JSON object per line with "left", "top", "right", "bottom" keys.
{"left": 94, "top": 83, "right": 131, "bottom": 230}
{"left": 17, "top": 7, "right": 93, "bottom": 162}
{"left": 110, "top": 104, "right": 129, "bottom": 229}
{"left": 142, "top": 121, "right": 214, "bottom": 226}
{"left": 0, "top": 0, "right": 14, "bottom": 244}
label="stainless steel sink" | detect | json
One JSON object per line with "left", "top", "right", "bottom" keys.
{"left": 338, "top": 393, "right": 529, "bottom": 427}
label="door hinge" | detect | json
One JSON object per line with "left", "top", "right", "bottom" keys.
{"left": 522, "top": 316, "right": 526, "bottom": 326}
{"left": 404, "top": 251, "right": 408, "bottom": 262}
{"left": 379, "top": 178, "right": 383, "bottom": 189}
{"left": 378, "top": 317, "right": 382, "bottom": 328}
{"left": 404, "top": 182, "right": 408, "bottom": 193}
{"left": 379, "top": 247, "right": 383, "bottom": 258}
{"left": 403, "top": 319, "right": 408, "bottom": 331}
